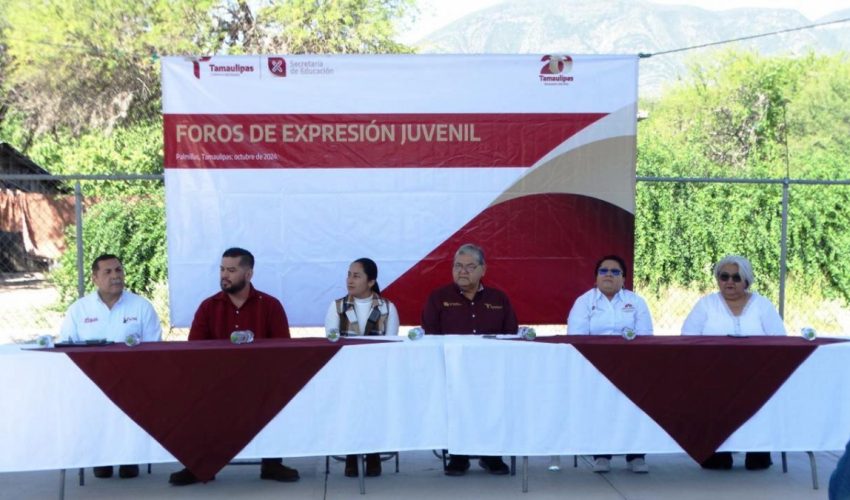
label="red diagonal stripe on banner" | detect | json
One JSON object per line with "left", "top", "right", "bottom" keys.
{"left": 383, "top": 193, "right": 634, "bottom": 325}
{"left": 535, "top": 335, "right": 843, "bottom": 462}
{"left": 63, "top": 338, "right": 343, "bottom": 481}
{"left": 163, "top": 113, "right": 607, "bottom": 168}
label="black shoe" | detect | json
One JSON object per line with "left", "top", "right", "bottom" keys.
{"left": 365, "top": 453, "right": 382, "bottom": 477}
{"left": 169, "top": 468, "right": 210, "bottom": 486}
{"left": 93, "top": 466, "right": 113, "bottom": 478}
{"left": 745, "top": 452, "right": 773, "bottom": 470}
{"left": 344, "top": 455, "right": 358, "bottom": 477}
{"left": 118, "top": 464, "right": 139, "bottom": 479}
{"left": 260, "top": 462, "right": 300, "bottom": 482}
{"left": 700, "top": 452, "right": 733, "bottom": 470}
{"left": 444, "top": 455, "right": 470, "bottom": 476}
{"left": 478, "top": 456, "right": 509, "bottom": 475}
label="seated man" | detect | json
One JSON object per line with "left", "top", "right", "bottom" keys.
{"left": 422, "top": 243, "right": 517, "bottom": 476}
{"left": 169, "top": 247, "right": 299, "bottom": 486}
{"left": 60, "top": 253, "right": 162, "bottom": 479}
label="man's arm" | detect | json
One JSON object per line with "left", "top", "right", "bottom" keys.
{"left": 266, "top": 297, "right": 291, "bottom": 339}
{"left": 59, "top": 303, "right": 80, "bottom": 342}
{"left": 502, "top": 294, "right": 519, "bottom": 334}
{"left": 141, "top": 299, "right": 163, "bottom": 341}
{"left": 188, "top": 300, "right": 211, "bottom": 341}
{"left": 421, "top": 291, "right": 442, "bottom": 334}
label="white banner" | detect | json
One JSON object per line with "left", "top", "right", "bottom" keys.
{"left": 162, "top": 54, "right": 638, "bottom": 327}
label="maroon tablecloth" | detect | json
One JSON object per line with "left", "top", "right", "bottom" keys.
{"left": 535, "top": 335, "right": 844, "bottom": 462}
{"left": 56, "top": 338, "right": 362, "bottom": 481}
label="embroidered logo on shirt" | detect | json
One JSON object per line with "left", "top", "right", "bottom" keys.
{"left": 442, "top": 301, "right": 462, "bottom": 307}
{"left": 123, "top": 316, "right": 138, "bottom": 323}
{"left": 84, "top": 317, "right": 99, "bottom": 323}
{"left": 623, "top": 303, "right": 634, "bottom": 310}
{"left": 484, "top": 303, "right": 503, "bottom": 310}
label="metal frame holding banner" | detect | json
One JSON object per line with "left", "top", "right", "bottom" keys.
{"left": 162, "top": 54, "right": 638, "bottom": 327}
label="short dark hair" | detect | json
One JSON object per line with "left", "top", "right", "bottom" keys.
{"left": 91, "top": 254, "right": 121, "bottom": 273}
{"left": 352, "top": 257, "right": 381, "bottom": 294}
{"left": 595, "top": 255, "right": 627, "bottom": 278}
{"left": 222, "top": 247, "right": 254, "bottom": 269}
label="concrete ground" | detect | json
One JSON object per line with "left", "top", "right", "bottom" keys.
{"left": 0, "top": 450, "right": 840, "bottom": 499}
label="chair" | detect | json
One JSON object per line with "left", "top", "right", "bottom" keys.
{"left": 325, "top": 453, "right": 399, "bottom": 495}
{"left": 781, "top": 451, "right": 819, "bottom": 490}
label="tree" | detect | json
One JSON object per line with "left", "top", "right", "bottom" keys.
{"left": 635, "top": 51, "right": 850, "bottom": 305}
{"left": 1, "top": 0, "right": 221, "bottom": 134}
{"left": 0, "top": 0, "right": 415, "bottom": 138}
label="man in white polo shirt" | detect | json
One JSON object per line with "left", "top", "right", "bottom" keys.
{"left": 59, "top": 253, "right": 162, "bottom": 479}
{"left": 61, "top": 253, "right": 162, "bottom": 344}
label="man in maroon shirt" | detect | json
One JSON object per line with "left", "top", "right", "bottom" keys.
{"left": 422, "top": 243, "right": 517, "bottom": 476}
{"left": 169, "top": 247, "right": 299, "bottom": 486}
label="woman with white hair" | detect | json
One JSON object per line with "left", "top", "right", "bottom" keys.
{"left": 682, "top": 254, "right": 786, "bottom": 470}
{"left": 682, "top": 255, "right": 785, "bottom": 337}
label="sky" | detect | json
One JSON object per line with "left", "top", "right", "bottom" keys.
{"left": 400, "top": 0, "right": 850, "bottom": 43}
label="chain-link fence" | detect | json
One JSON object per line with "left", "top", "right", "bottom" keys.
{"left": 1, "top": 173, "right": 848, "bottom": 343}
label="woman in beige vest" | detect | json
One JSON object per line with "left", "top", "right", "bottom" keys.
{"left": 324, "top": 257, "right": 399, "bottom": 477}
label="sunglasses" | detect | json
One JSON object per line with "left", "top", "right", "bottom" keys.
{"left": 718, "top": 272, "right": 743, "bottom": 283}
{"left": 597, "top": 268, "right": 622, "bottom": 277}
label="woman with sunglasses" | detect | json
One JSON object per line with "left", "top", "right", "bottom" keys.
{"left": 567, "top": 254, "right": 653, "bottom": 337}
{"left": 682, "top": 254, "right": 785, "bottom": 471}
{"left": 324, "top": 257, "right": 399, "bottom": 478}
{"left": 682, "top": 255, "right": 785, "bottom": 337}
{"left": 567, "top": 254, "right": 653, "bottom": 474}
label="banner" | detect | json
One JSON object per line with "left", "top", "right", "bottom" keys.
{"left": 163, "top": 54, "right": 638, "bottom": 327}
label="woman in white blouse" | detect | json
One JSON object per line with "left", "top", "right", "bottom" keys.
{"left": 567, "top": 254, "right": 653, "bottom": 474}
{"left": 567, "top": 255, "right": 653, "bottom": 337}
{"left": 682, "top": 254, "right": 785, "bottom": 471}
{"left": 324, "top": 257, "right": 399, "bottom": 478}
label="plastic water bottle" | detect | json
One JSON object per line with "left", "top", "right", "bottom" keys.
{"left": 124, "top": 332, "right": 142, "bottom": 347}
{"left": 518, "top": 326, "right": 536, "bottom": 341}
{"left": 548, "top": 455, "right": 561, "bottom": 471}
{"left": 801, "top": 327, "right": 817, "bottom": 341}
{"left": 326, "top": 328, "right": 341, "bottom": 343}
{"left": 36, "top": 335, "right": 54, "bottom": 348}
{"left": 622, "top": 327, "right": 636, "bottom": 341}
{"left": 408, "top": 327, "right": 424, "bottom": 340}
{"left": 230, "top": 330, "right": 255, "bottom": 344}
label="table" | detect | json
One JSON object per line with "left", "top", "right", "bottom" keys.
{"left": 1, "top": 335, "right": 848, "bottom": 482}
{"left": 443, "top": 335, "right": 850, "bottom": 460}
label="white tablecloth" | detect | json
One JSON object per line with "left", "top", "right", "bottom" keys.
{"left": 1, "top": 336, "right": 848, "bottom": 472}
{"left": 442, "top": 336, "right": 850, "bottom": 455}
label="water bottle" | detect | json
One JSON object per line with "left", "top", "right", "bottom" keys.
{"left": 36, "top": 335, "right": 54, "bottom": 348}
{"left": 801, "top": 327, "right": 817, "bottom": 341}
{"left": 230, "top": 330, "right": 255, "bottom": 344}
{"left": 548, "top": 455, "right": 561, "bottom": 471}
{"left": 124, "top": 332, "right": 142, "bottom": 347}
{"left": 622, "top": 327, "right": 636, "bottom": 341}
{"left": 326, "top": 328, "right": 341, "bottom": 343}
{"left": 518, "top": 326, "right": 536, "bottom": 341}
{"left": 408, "top": 327, "right": 424, "bottom": 341}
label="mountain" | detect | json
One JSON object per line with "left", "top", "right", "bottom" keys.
{"left": 413, "top": 0, "right": 850, "bottom": 97}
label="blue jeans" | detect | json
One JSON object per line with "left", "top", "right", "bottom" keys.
{"left": 830, "top": 439, "right": 850, "bottom": 500}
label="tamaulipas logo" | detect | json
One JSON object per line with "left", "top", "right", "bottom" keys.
{"left": 539, "top": 54, "right": 574, "bottom": 85}
{"left": 188, "top": 56, "right": 256, "bottom": 79}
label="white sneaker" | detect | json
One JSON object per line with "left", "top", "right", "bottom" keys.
{"left": 592, "top": 457, "right": 611, "bottom": 473}
{"left": 629, "top": 457, "right": 649, "bottom": 473}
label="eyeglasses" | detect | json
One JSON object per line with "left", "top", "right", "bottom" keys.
{"left": 453, "top": 263, "right": 480, "bottom": 273}
{"left": 718, "top": 272, "right": 743, "bottom": 283}
{"left": 597, "top": 268, "right": 622, "bottom": 277}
